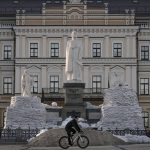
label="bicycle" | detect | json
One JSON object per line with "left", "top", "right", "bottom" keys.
{"left": 59, "top": 130, "right": 89, "bottom": 149}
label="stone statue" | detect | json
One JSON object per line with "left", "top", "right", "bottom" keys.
{"left": 21, "top": 69, "right": 33, "bottom": 96}
{"left": 65, "top": 31, "right": 82, "bottom": 81}
{"left": 110, "top": 71, "right": 124, "bottom": 87}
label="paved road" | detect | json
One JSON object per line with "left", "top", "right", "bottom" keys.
{"left": 0, "top": 144, "right": 150, "bottom": 150}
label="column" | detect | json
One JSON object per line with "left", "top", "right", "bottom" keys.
{"left": 63, "top": 35, "right": 67, "bottom": 58}
{"left": 84, "top": 66, "right": 89, "bottom": 88}
{"left": 104, "top": 66, "right": 109, "bottom": 88}
{"left": 126, "top": 66, "right": 131, "bottom": 88}
{"left": 104, "top": 35, "right": 109, "bottom": 57}
{"left": 126, "top": 36, "right": 130, "bottom": 57}
{"left": 16, "top": 36, "right": 20, "bottom": 58}
{"left": 131, "top": 66, "right": 137, "bottom": 91}
{"left": 84, "top": 36, "right": 89, "bottom": 58}
{"left": 15, "top": 66, "right": 21, "bottom": 94}
{"left": 42, "top": 36, "right": 47, "bottom": 57}
{"left": 22, "top": 36, "right": 26, "bottom": 58}
{"left": 42, "top": 66, "right": 47, "bottom": 88}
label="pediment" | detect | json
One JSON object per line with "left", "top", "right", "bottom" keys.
{"left": 27, "top": 65, "right": 41, "bottom": 71}
{"left": 91, "top": 66, "right": 104, "bottom": 73}
{"left": 47, "top": 66, "right": 61, "bottom": 72}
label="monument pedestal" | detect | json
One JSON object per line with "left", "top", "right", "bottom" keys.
{"left": 62, "top": 82, "right": 85, "bottom": 119}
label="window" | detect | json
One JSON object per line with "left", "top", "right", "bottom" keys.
{"left": 142, "top": 112, "right": 149, "bottom": 128}
{"left": 30, "top": 43, "right": 38, "bottom": 57}
{"left": 4, "top": 45, "right": 12, "bottom": 59}
{"left": 31, "top": 75, "right": 38, "bottom": 93}
{"left": 92, "top": 75, "right": 101, "bottom": 93}
{"left": 141, "top": 46, "right": 149, "bottom": 60}
{"left": 3, "top": 77, "right": 12, "bottom": 94}
{"left": 50, "top": 75, "right": 59, "bottom": 93}
{"left": 51, "top": 43, "right": 59, "bottom": 57}
{"left": 140, "top": 78, "right": 149, "bottom": 95}
{"left": 92, "top": 43, "right": 101, "bottom": 57}
{"left": 113, "top": 43, "right": 122, "bottom": 57}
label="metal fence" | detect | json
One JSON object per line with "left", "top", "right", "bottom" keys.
{"left": 0, "top": 128, "right": 39, "bottom": 144}
{"left": 0, "top": 127, "right": 150, "bottom": 144}
{"left": 98, "top": 128, "right": 150, "bottom": 137}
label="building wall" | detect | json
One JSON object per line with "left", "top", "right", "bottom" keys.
{"left": 0, "top": 1, "right": 150, "bottom": 128}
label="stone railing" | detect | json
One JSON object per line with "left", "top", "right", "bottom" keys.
{"left": 0, "top": 23, "right": 15, "bottom": 28}
{"left": 140, "top": 24, "right": 150, "bottom": 29}
{"left": 42, "top": 88, "right": 104, "bottom": 99}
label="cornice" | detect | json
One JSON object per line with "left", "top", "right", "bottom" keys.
{"left": 0, "top": 60, "right": 15, "bottom": 66}
{"left": 138, "top": 61, "right": 150, "bottom": 66}
{"left": 15, "top": 58, "right": 137, "bottom": 65}
{"left": 0, "top": 30, "right": 14, "bottom": 38}
{"left": 13, "top": 26, "right": 139, "bottom": 36}
{"left": 138, "top": 31, "right": 150, "bottom": 36}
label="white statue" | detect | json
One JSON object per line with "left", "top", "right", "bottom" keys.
{"left": 65, "top": 31, "right": 82, "bottom": 81}
{"left": 110, "top": 71, "right": 124, "bottom": 87}
{"left": 21, "top": 69, "right": 33, "bottom": 96}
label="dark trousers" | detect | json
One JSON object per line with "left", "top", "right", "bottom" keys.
{"left": 66, "top": 128, "right": 76, "bottom": 145}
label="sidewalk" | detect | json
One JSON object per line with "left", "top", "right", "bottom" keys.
{"left": 0, "top": 144, "right": 150, "bottom": 150}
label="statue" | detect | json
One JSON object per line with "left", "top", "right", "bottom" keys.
{"left": 110, "top": 71, "right": 124, "bottom": 87}
{"left": 65, "top": 31, "right": 82, "bottom": 81}
{"left": 21, "top": 69, "right": 33, "bottom": 96}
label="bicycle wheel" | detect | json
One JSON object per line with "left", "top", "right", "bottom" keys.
{"left": 77, "top": 135, "right": 89, "bottom": 148}
{"left": 59, "top": 136, "right": 70, "bottom": 149}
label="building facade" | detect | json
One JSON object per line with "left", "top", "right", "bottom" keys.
{"left": 0, "top": 0, "right": 150, "bottom": 128}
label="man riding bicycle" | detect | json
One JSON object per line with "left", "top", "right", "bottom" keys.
{"left": 65, "top": 115, "right": 82, "bottom": 146}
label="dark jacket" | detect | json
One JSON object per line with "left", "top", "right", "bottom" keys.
{"left": 65, "top": 119, "right": 81, "bottom": 132}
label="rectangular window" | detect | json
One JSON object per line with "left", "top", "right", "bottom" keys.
{"left": 92, "top": 75, "right": 101, "bottom": 93}
{"left": 113, "top": 43, "right": 122, "bottom": 57}
{"left": 142, "top": 112, "right": 149, "bottom": 128}
{"left": 141, "top": 46, "right": 149, "bottom": 60}
{"left": 3, "top": 77, "right": 12, "bottom": 94}
{"left": 140, "top": 78, "right": 149, "bottom": 95}
{"left": 30, "top": 43, "right": 38, "bottom": 57}
{"left": 51, "top": 43, "right": 59, "bottom": 57}
{"left": 4, "top": 45, "right": 12, "bottom": 59}
{"left": 31, "top": 75, "right": 38, "bottom": 93}
{"left": 50, "top": 75, "right": 59, "bottom": 93}
{"left": 92, "top": 43, "right": 101, "bottom": 57}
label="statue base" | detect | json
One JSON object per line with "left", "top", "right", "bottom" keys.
{"left": 62, "top": 82, "right": 86, "bottom": 118}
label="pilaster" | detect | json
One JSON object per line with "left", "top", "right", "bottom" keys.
{"left": 42, "top": 66, "right": 47, "bottom": 88}
{"left": 16, "top": 36, "right": 20, "bottom": 58}
{"left": 15, "top": 66, "right": 21, "bottom": 94}
{"left": 132, "top": 36, "right": 136, "bottom": 57}
{"left": 126, "top": 36, "right": 130, "bottom": 57}
{"left": 63, "top": 35, "right": 67, "bottom": 58}
{"left": 42, "top": 36, "right": 47, "bottom": 57}
{"left": 104, "top": 66, "right": 110, "bottom": 88}
{"left": 132, "top": 66, "right": 137, "bottom": 91}
{"left": 126, "top": 66, "right": 131, "bottom": 88}
{"left": 104, "top": 36, "right": 110, "bottom": 57}
{"left": 84, "top": 66, "right": 89, "bottom": 88}
{"left": 22, "top": 35, "right": 26, "bottom": 58}
{"left": 84, "top": 36, "right": 89, "bottom": 58}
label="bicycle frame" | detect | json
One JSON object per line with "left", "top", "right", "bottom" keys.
{"left": 71, "top": 132, "right": 83, "bottom": 145}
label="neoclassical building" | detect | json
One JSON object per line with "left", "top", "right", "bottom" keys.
{"left": 0, "top": 0, "right": 150, "bottom": 128}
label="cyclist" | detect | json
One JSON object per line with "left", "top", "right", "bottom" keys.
{"left": 65, "top": 115, "right": 82, "bottom": 146}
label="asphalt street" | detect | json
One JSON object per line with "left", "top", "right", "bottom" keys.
{"left": 0, "top": 144, "right": 150, "bottom": 150}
